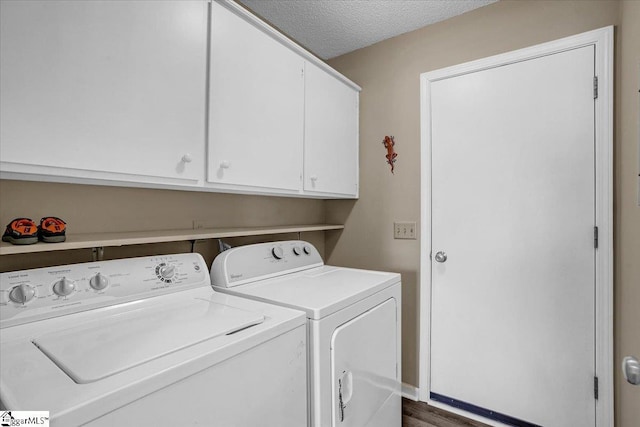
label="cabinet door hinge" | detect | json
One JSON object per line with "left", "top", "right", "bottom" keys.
{"left": 594, "top": 226, "right": 599, "bottom": 249}
{"left": 593, "top": 76, "right": 598, "bottom": 99}
{"left": 594, "top": 376, "right": 599, "bottom": 399}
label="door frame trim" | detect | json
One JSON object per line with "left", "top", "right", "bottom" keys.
{"left": 418, "top": 26, "right": 614, "bottom": 426}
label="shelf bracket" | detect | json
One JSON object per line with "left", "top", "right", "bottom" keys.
{"left": 190, "top": 239, "right": 207, "bottom": 253}
{"left": 91, "top": 247, "right": 105, "bottom": 262}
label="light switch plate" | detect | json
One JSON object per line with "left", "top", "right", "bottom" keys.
{"left": 394, "top": 222, "right": 416, "bottom": 239}
{"left": 193, "top": 220, "right": 214, "bottom": 229}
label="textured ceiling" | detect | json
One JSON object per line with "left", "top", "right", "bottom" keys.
{"left": 238, "top": 0, "right": 497, "bottom": 59}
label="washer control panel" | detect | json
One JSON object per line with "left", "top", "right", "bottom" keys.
{"left": 0, "top": 253, "right": 208, "bottom": 328}
{"left": 211, "top": 240, "right": 324, "bottom": 288}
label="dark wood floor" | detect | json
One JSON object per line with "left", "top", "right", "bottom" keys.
{"left": 402, "top": 398, "right": 490, "bottom": 427}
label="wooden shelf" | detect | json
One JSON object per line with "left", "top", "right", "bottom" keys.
{"left": 0, "top": 224, "right": 344, "bottom": 255}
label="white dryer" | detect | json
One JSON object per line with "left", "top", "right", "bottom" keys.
{"left": 211, "top": 241, "right": 402, "bottom": 427}
{"left": 0, "top": 253, "right": 307, "bottom": 426}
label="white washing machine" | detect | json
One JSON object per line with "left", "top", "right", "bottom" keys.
{"left": 0, "top": 253, "right": 307, "bottom": 426}
{"left": 211, "top": 241, "right": 402, "bottom": 427}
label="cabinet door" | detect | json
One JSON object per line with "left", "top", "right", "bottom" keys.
{"left": 208, "top": 2, "right": 304, "bottom": 193}
{"left": 0, "top": 1, "right": 207, "bottom": 185}
{"left": 304, "top": 62, "right": 359, "bottom": 197}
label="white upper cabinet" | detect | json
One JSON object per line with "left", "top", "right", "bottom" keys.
{"left": 0, "top": 0, "right": 360, "bottom": 198}
{"left": 0, "top": 0, "right": 207, "bottom": 186}
{"left": 304, "top": 62, "right": 359, "bottom": 197}
{"left": 207, "top": 1, "right": 304, "bottom": 194}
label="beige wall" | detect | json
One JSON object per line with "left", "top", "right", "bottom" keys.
{"left": 326, "top": 0, "right": 639, "bottom": 424}
{"left": 0, "top": 180, "right": 327, "bottom": 272}
{"left": 615, "top": 1, "right": 640, "bottom": 425}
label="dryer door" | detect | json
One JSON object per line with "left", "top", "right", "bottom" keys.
{"left": 330, "top": 298, "right": 400, "bottom": 426}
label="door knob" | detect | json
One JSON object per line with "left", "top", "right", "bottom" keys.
{"left": 434, "top": 251, "right": 447, "bottom": 263}
{"left": 623, "top": 356, "right": 640, "bottom": 385}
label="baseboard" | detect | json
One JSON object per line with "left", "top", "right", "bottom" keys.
{"left": 401, "top": 383, "right": 420, "bottom": 401}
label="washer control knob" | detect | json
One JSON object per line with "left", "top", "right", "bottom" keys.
{"left": 89, "top": 273, "right": 109, "bottom": 291}
{"left": 303, "top": 245, "right": 311, "bottom": 255}
{"left": 159, "top": 265, "right": 176, "bottom": 279}
{"left": 272, "top": 247, "right": 284, "bottom": 260}
{"left": 53, "top": 277, "right": 75, "bottom": 296}
{"left": 292, "top": 246, "right": 302, "bottom": 256}
{"left": 9, "top": 284, "right": 36, "bottom": 304}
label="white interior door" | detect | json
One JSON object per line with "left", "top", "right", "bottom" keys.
{"left": 429, "top": 46, "right": 596, "bottom": 427}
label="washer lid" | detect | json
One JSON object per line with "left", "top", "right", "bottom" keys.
{"left": 220, "top": 266, "right": 400, "bottom": 319}
{"left": 32, "top": 298, "right": 264, "bottom": 384}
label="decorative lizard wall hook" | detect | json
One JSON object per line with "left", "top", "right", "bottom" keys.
{"left": 382, "top": 135, "right": 397, "bottom": 174}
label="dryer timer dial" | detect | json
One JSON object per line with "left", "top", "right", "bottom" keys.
{"left": 271, "top": 247, "right": 284, "bottom": 260}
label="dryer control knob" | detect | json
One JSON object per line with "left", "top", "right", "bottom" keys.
{"left": 53, "top": 277, "right": 75, "bottom": 296}
{"left": 272, "top": 247, "right": 284, "bottom": 260}
{"left": 89, "top": 273, "right": 109, "bottom": 291}
{"left": 292, "top": 246, "right": 302, "bottom": 256}
{"left": 303, "top": 245, "right": 311, "bottom": 255}
{"left": 9, "top": 284, "right": 36, "bottom": 304}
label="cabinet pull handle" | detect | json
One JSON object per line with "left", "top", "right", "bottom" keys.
{"left": 310, "top": 176, "right": 318, "bottom": 181}
{"left": 181, "top": 153, "right": 193, "bottom": 163}
{"left": 220, "top": 161, "right": 231, "bottom": 169}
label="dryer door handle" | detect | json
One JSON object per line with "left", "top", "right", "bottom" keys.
{"left": 338, "top": 370, "right": 353, "bottom": 422}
